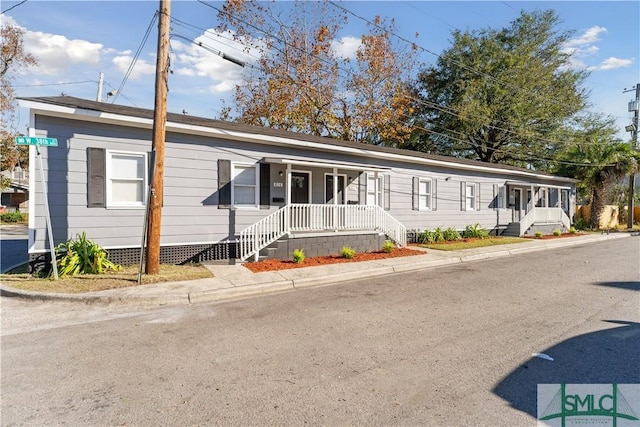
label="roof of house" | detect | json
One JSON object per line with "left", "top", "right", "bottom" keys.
{"left": 19, "top": 95, "right": 576, "bottom": 184}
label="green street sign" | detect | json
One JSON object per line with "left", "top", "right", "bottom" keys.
{"left": 15, "top": 136, "right": 58, "bottom": 147}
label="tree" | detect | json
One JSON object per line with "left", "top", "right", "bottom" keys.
{"left": 216, "top": 0, "right": 416, "bottom": 144}
{"left": 556, "top": 115, "right": 638, "bottom": 228}
{"left": 410, "top": 10, "right": 589, "bottom": 169}
{"left": 1, "top": 24, "right": 37, "bottom": 171}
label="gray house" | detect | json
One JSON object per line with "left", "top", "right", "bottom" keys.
{"left": 20, "top": 96, "right": 576, "bottom": 265}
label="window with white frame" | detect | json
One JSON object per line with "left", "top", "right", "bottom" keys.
{"left": 366, "top": 174, "right": 383, "bottom": 206}
{"left": 461, "top": 182, "right": 480, "bottom": 211}
{"left": 232, "top": 163, "right": 258, "bottom": 208}
{"left": 106, "top": 151, "right": 147, "bottom": 208}
{"left": 418, "top": 178, "right": 432, "bottom": 210}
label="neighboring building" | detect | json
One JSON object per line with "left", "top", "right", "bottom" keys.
{"left": 20, "top": 96, "right": 576, "bottom": 265}
{"left": 0, "top": 168, "right": 29, "bottom": 213}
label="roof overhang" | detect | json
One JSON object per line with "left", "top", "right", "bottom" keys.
{"left": 20, "top": 97, "right": 578, "bottom": 185}
{"left": 263, "top": 156, "right": 390, "bottom": 172}
{"left": 506, "top": 180, "right": 574, "bottom": 189}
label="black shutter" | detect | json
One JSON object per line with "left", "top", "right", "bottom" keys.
{"left": 218, "top": 159, "right": 231, "bottom": 208}
{"left": 87, "top": 148, "right": 105, "bottom": 208}
{"left": 260, "top": 163, "right": 270, "bottom": 209}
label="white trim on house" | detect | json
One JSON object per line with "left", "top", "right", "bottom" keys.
{"left": 231, "top": 161, "right": 259, "bottom": 209}
{"left": 264, "top": 156, "right": 390, "bottom": 172}
{"left": 20, "top": 99, "right": 577, "bottom": 184}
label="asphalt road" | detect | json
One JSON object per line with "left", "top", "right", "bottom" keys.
{"left": 1, "top": 237, "right": 639, "bottom": 426}
{"left": 0, "top": 224, "right": 28, "bottom": 273}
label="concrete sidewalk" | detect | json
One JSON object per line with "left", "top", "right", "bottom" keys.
{"left": 0, "top": 232, "right": 632, "bottom": 306}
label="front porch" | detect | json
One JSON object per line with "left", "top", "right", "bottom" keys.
{"left": 238, "top": 203, "right": 406, "bottom": 261}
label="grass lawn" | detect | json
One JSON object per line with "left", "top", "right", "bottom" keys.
{"left": 1, "top": 263, "right": 212, "bottom": 294}
{"left": 419, "top": 237, "right": 529, "bottom": 251}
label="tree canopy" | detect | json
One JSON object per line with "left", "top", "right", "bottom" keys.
{"left": 1, "top": 24, "right": 37, "bottom": 171}
{"left": 216, "top": 0, "right": 416, "bottom": 145}
{"left": 556, "top": 115, "right": 638, "bottom": 226}
{"left": 409, "top": 10, "right": 590, "bottom": 169}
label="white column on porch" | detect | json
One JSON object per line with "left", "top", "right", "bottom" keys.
{"left": 333, "top": 167, "right": 338, "bottom": 231}
{"left": 285, "top": 163, "right": 292, "bottom": 205}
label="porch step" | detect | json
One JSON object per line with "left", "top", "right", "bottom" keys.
{"left": 524, "top": 222, "right": 566, "bottom": 236}
{"left": 501, "top": 222, "right": 521, "bottom": 237}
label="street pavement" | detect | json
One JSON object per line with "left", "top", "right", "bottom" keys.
{"left": 0, "top": 224, "right": 28, "bottom": 274}
{"left": 2, "top": 237, "right": 638, "bottom": 426}
{"left": 0, "top": 223, "right": 634, "bottom": 306}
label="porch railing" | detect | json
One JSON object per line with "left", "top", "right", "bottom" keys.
{"left": 519, "top": 207, "right": 571, "bottom": 236}
{"left": 238, "top": 204, "right": 407, "bottom": 261}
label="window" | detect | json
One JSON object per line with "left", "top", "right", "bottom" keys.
{"left": 418, "top": 178, "right": 432, "bottom": 210}
{"left": 461, "top": 182, "right": 480, "bottom": 211}
{"left": 494, "top": 185, "right": 506, "bottom": 210}
{"left": 366, "top": 174, "right": 383, "bottom": 207}
{"left": 106, "top": 151, "right": 147, "bottom": 208}
{"left": 232, "top": 163, "right": 258, "bottom": 208}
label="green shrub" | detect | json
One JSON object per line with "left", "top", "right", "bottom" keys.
{"left": 463, "top": 224, "right": 489, "bottom": 239}
{"left": 534, "top": 231, "right": 543, "bottom": 238}
{"left": 421, "top": 228, "right": 445, "bottom": 244}
{"left": 0, "top": 211, "right": 27, "bottom": 223}
{"left": 292, "top": 248, "right": 305, "bottom": 264}
{"left": 442, "top": 227, "right": 462, "bottom": 241}
{"left": 553, "top": 229, "right": 562, "bottom": 236}
{"left": 574, "top": 217, "right": 589, "bottom": 231}
{"left": 569, "top": 226, "right": 577, "bottom": 234}
{"left": 382, "top": 240, "right": 395, "bottom": 253}
{"left": 340, "top": 246, "right": 356, "bottom": 259}
{"left": 54, "top": 232, "right": 120, "bottom": 277}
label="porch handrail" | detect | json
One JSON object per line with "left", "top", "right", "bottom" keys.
{"left": 238, "top": 204, "right": 407, "bottom": 261}
{"left": 519, "top": 207, "right": 571, "bottom": 236}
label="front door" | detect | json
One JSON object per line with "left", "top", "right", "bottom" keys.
{"left": 511, "top": 188, "right": 522, "bottom": 222}
{"left": 291, "top": 171, "right": 310, "bottom": 204}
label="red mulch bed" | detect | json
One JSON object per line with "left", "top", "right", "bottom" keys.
{"left": 244, "top": 247, "right": 425, "bottom": 273}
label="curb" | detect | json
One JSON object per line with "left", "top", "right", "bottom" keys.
{"left": 1, "top": 232, "right": 633, "bottom": 306}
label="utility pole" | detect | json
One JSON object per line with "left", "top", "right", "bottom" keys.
{"left": 145, "top": 0, "right": 171, "bottom": 275}
{"left": 96, "top": 72, "right": 104, "bottom": 102}
{"left": 624, "top": 84, "right": 639, "bottom": 230}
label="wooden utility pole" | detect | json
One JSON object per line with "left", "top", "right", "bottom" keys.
{"left": 625, "top": 84, "right": 639, "bottom": 230}
{"left": 145, "top": 0, "right": 171, "bottom": 274}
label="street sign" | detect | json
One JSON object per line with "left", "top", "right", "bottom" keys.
{"left": 14, "top": 136, "right": 58, "bottom": 147}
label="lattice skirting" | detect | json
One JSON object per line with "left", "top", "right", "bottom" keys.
{"left": 29, "top": 241, "right": 239, "bottom": 271}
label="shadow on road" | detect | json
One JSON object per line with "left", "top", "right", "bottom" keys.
{"left": 595, "top": 281, "right": 640, "bottom": 291}
{"left": 1, "top": 239, "right": 28, "bottom": 273}
{"left": 493, "top": 320, "right": 640, "bottom": 418}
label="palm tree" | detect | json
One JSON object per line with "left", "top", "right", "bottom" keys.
{"left": 557, "top": 116, "right": 638, "bottom": 228}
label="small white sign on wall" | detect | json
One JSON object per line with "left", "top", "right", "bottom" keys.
{"left": 273, "top": 182, "right": 284, "bottom": 188}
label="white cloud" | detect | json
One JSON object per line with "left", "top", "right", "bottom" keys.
{"left": 331, "top": 36, "right": 361, "bottom": 59}
{"left": 599, "top": 57, "right": 634, "bottom": 70}
{"left": 23, "top": 30, "right": 103, "bottom": 75}
{"left": 112, "top": 55, "right": 156, "bottom": 79}
{"left": 565, "top": 26, "right": 607, "bottom": 48}
{"left": 169, "top": 28, "right": 258, "bottom": 93}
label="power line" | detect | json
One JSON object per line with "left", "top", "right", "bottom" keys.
{"left": 12, "top": 80, "right": 95, "bottom": 88}
{"left": 194, "top": 0, "right": 620, "bottom": 168}
{"left": 110, "top": 10, "right": 158, "bottom": 104}
{"left": 1, "top": 0, "right": 27, "bottom": 15}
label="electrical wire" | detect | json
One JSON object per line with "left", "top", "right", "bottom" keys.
{"left": 12, "top": 80, "right": 96, "bottom": 88}
{"left": 192, "top": 0, "right": 625, "bottom": 168}
{"left": 1, "top": 0, "right": 27, "bottom": 15}
{"left": 110, "top": 10, "right": 158, "bottom": 104}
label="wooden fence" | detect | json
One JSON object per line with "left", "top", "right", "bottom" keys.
{"left": 576, "top": 205, "right": 640, "bottom": 228}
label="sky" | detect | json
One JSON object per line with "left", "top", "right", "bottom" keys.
{"left": 2, "top": 0, "right": 639, "bottom": 140}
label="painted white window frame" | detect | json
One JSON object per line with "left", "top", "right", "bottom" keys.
{"left": 418, "top": 177, "right": 433, "bottom": 211}
{"left": 231, "top": 162, "right": 259, "bottom": 209}
{"left": 105, "top": 150, "right": 147, "bottom": 209}
{"left": 366, "top": 173, "right": 383, "bottom": 207}
{"left": 461, "top": 181, "right": 480, "bottom": 211}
